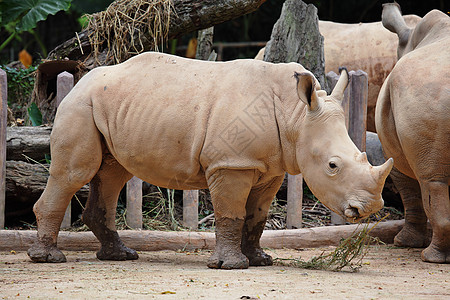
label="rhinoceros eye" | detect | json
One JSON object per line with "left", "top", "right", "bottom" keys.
{"left": 327, "top": 157, "right": 341, "bottom": 175}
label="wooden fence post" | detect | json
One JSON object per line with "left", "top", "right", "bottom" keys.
{"left": 347, "top": 70, "right": 368, "bottom": 152}
{"left": 0, "top": 68, "right": 7, "bottom": 229}
{"left": 326, "top": 71, "right": 348, "bottom": 225}
{"left": 179, "top": 27, "right": 214, "bottom": 230}
{"left": 287, "top": 174, "right": 303, "bottom": 229}
{"left": 126, "top": 176, "right": 143, "bottom": 229}
{"left": 57, "top": 71, "right": 74, "bottom": 229}
{"left": 326, "top": 70, "right": 368, "bottom": 225}
{"left": 183, "top": 190, "right": 198, "bottom": 229}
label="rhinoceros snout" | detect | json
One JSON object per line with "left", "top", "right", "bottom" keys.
{"left": 344, "top": 206, "right": 360, "bottom": 220}
{"left": 344, "top": 197, "right": 384, "bottom": 223}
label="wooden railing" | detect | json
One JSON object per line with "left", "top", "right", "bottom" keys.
{"left": 0, "top": 68, "right": 368, "bottom": 229}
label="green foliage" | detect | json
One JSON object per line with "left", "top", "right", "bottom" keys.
{"left": 0, "top": 0, "right": 72, "bottom": 54}
{"left": 27, "top": 102, "right": 42, "bottom": 126}
{"left": 0, "top": 0, "right": 72, "bottom": 32}
{"left": 1, "top": 64, "right": 37, "bottom": 109}
{"left": 77, "top": 14, "right": 91, "bottom": 28}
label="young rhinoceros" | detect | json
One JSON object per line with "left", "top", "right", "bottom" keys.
{"left": 377, "top": 3, "right": 450, "bottom": 263}
{"left": 28, "top": 52, "right": 393, "bottom": 269}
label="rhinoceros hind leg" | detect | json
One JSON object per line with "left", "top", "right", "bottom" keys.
{"left": 29, "top": 175, "right": 95, "bottom": 263}
{"left": 82, "top": 155, "right": 136, "bottom": 261}
{"left": 419, "top": 180, "right": 450, "bottom": 263}
{"left": 95, "top": 231, "right": 139, "bottom": 261}
{"left": 390, "top": 168, "right": 430, "bottom": 248}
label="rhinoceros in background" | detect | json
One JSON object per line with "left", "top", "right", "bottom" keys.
{"left": 27, "top": 52, "right": 393, "bottom": 269}
{"left": 255, "top": 16, "right": 421, "bottom": 133}
{"left": 376, "top": 3, "right": 450, "bottom": 263}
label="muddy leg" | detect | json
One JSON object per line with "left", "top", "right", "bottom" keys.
{"left": 206, "top": 169, "right": 255, "bottom": 269}
{"left": 241, "top": 176, "right": 284, "bottom": 266}
{"left": 419, "top": 180, "right": 450, "bottom": 263}
{"left": 390, "top": 168, "right": 430, "bottom": 248}
{"left": 82, "top": 155, "right": 136, "bottom": 261}
{"left": 27, "top": 109, "right": 102, "bottom": 263}
{"left": 27, "top": 177, "right": 88, "bottom": 263}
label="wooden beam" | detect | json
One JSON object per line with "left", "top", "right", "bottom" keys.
{"left": 126, "top": 176, "right": 143, "bottom": 229}
{"left": 183, "top": 190, "right": 199, "bottom": 230}
{"left": 57, "top": 72, "right": 74, "bottom": 229}
{"left": 326, "top": 70, "right": 369, "bottom": 225}
{"left": 0, "top": 69, "right": 7, "bottom": 229}
{"left": 348, "top": 70, "right": 368, "bottom": 152}
{"left": 286, "top": 174, "right": 303, "bottom": 229}
{"left": 0, "top": 220, "right": 406, "bottom": 251}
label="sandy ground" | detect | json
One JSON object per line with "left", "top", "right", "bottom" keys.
{"left": 0, "top": 245, "right": 449, "bottom": 299}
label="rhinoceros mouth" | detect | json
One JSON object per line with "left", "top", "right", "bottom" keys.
{"left": 344, "top": 206, "right": 362, "bottom": 223}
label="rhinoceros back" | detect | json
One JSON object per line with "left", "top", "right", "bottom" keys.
{"left": 58, "top": 52, "right": 303, "bottom": 189}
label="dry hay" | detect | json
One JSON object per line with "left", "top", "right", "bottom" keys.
{"left": 274, "top": 217, "right": 388, "bottom": 272}
{"left": 84, "top": 0, "right": 174, "bottom": 65}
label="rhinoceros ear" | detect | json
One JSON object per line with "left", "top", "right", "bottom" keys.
{"left": 294, "top": 72, "right": 320, "bottom": 111}
{"left": 382, "top": 3, "right": 411, "bottom": 47}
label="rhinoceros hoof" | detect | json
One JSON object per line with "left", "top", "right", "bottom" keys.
{"left": 96, "top": 246, "right": 139, "bottom": 261}
{"left": 394, "top": 225, "right": 430, "bottom": 248}
{"left": 421, "top": 245, "right": 450, "bottom": 264}
{"left": 207, "top": 252, "right": 249, "bottom": 269}
{"left": 27, "top": 245, "right": 67, "bottom": 263}
{"left": 245, "top": 249, "right": 273, "bottom": 266}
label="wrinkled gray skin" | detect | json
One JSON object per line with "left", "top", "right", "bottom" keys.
{"left": 376, "top": 3, "right": 450, "bottom": 263}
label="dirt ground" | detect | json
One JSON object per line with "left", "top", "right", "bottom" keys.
{"left": 1, "top": 246, "right": 449, "bottom": 299}
{"left": 0, "top": 246, "right": 448, "bottom": 299}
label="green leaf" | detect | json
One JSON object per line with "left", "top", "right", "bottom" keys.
{"left": 0, "top": 0, "right": 72, "bottom": 32}
{"left": 27, "top": 102, "right": 43, "bottom": 126}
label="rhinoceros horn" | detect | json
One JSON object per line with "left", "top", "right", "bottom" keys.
{"left": 330, "top": 67, "right": 349, "bottom": 101}
{"left": 372, "top": 157, "right": 394, "bottom": 183}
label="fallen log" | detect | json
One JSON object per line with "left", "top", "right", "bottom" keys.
{"left": 0, "top": 220, "right": 405, "bottom": 251}
{"left": 6, "top": 126, "right": 51, "bottom": 161}
{"left": 5, "top": 161, "right": 89, "bottom": 222}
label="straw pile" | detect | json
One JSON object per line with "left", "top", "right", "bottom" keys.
{"left": 84, "top": 0, "right": 174, "bottom": 65}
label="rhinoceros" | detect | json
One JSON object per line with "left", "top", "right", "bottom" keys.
{"left": 255, "top": 16, "right": 421, "bottom": 133}
{"left": 376, "top": 3, "right": 450, "bottom": 263}
{"left": 28, "top": 52, "right": 393, "bottom": 269}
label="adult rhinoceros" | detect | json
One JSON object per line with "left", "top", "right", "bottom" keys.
{"left": 376, "top": 3, "right": 450, "bottom": 263}
{"left": 28, "top": 53, "right": 393, "bottom": 269}
{"left": 255, "top": 16, "right": 421, "bottom": 133}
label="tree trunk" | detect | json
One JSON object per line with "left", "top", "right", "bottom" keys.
{"left": 195, "top": 27, "right": 215, "bottom": 60}
{"left": 264, "top": 0, "right": 326, "bottom": 89}
{"left": 6, "top": 126, "right": 51, "bottom": 162}
{"left": 5, "top": 160, "right": 89, "bottom": 223}
{"left": 47, "top": 0, "right": 267, "bottom": 70}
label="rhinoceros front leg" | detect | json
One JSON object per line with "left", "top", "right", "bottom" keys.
{"left": 206, "top": 169, "right": 255, "bottom": 269}
{"left": 390, "top": 168, "right": 430, "bottom": 248}
{"left": 419, "top": 180, "right": 450, "bottom": 263}
{"left": 82, "top": 155, "right": 137, "bottom": 261}
{"left": 241, "top": 176, "right": 284, "bottom": 266}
